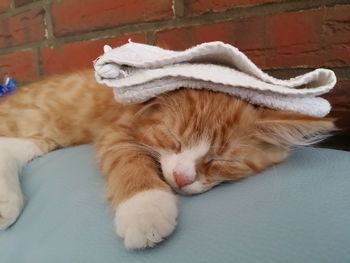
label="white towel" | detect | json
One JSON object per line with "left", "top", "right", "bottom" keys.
{"left": 93, "top": 41, "right": 336, "bottom": 117}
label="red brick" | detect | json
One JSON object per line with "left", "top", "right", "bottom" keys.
{"left": 52, "top": 0, "right": 173, "bottom": 37}
{"left": 0, "top": 0, "right": 11, "bottom": 13}
{"left": 193, "top": 21, "right": 235, "bottom": 44}
{"left": 157, "top": 6, "right": 347, "bottom": 69}
{"left": 323, "top": 5, "right": 350, "bottom": 67}
{"left": 155, "top": 20, "right": 267, "bottom": 67}
{"left": 156, "top": 21, "right": 238, "bottom": 51}
{"left": 156, "top": 27, "right": 195, "bottom": 50}
{"left": 0, "top": 50, "right": 37, "bottom": 83}
{"left": 40, "top": 34, "right": 146, "bottom": 76}
{"left": 0, "top": 8, "right": 46, "bottom": 49}
{"left": 186, "top": 0, "right": 283, "bottom": 16}
{"left": 325, "top": 44, "right": 350, "bottom": 67}
{"left": 193, "top": 19, "right": 267, "bottom": 66}
{"left": 234, "top": 16, "right": 266, "bottom": 50}
{"left": 266, "top": 8, "right": 324, "bottom": 68}
{"left": 232, "top": 16, "right": 267, "bottom": 66}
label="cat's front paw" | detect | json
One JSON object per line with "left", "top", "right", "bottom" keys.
{"left": 115, "top": 189, "right": 178, "bottom": 249}
{"left": 0, "top": 178, "right": 23, "bottom": 230}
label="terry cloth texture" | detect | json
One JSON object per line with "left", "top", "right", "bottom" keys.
{"left": 94, "top": 41, "right": 336, "bottom": 117}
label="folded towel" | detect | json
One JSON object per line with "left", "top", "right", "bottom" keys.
{"left": 93, "top": 41, "right": 336, "bottom": 117}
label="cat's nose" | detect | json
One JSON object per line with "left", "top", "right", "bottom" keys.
{"left": 173, "top": 172, "right": 193, "bottom": 187}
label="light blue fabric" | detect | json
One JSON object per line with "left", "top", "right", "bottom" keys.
{"left": 0, "top": 145, "right": 349, "bottom": 263}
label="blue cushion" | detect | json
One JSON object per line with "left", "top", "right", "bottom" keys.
{"left": 0, "top": 145, "right": 349, "bottom": 263}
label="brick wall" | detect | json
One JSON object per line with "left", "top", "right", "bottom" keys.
{"left": 0, "top": 0, "right": 349, "bottom": 148}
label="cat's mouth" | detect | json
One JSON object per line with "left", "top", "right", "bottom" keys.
{"left": 177, "top": 181, "right": 208, "bottom": 195}
{"left": 162, "top": 175, "right": 207, "bottom": 195}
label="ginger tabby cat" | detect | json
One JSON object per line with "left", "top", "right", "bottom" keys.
{"left": 0, "top": 70, "right": 334, "bottom": 249}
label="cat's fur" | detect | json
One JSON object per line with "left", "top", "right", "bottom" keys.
{"left": 0, "top": 70, "right": 334, "bottom": 249}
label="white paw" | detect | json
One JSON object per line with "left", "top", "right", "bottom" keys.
{"left": 0, "top": 177, "right": 23, "bottom": 230}
{"left": 115, "top": 189, "right": 178, "bottom": 249}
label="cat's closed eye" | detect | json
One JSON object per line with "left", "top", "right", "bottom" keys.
{"left": 164, "top": 125, "right": 182, "bottom": 153}
{"left": 202, "top": 154, "right": 214, "bottom": 164}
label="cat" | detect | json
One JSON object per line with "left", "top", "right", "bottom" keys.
{"left": 0, "top": 69, "right": 334, "bottom": 249}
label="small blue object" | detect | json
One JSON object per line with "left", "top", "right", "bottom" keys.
{"left": 0, "top": 76, "right": 17, "bottom": 97}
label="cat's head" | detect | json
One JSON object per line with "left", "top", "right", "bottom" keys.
{"left": 135, "top": 90, "right": 335, "bottom": 195}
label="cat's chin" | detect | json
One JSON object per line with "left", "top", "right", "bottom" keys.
{"left": 170, "top": 181, "right": 211, "bottom": 195}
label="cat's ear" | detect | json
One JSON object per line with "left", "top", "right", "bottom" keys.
{"left": 256, "top": 110, "right": 336, "bottom": 147}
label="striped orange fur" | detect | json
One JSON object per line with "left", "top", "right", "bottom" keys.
{"left": 0, "top": 69, "right": 335, "bottom": 204}
{"left": 0, "top": 69, "right": 335, "bottom": 248}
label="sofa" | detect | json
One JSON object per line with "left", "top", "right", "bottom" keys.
{"left": 0, "top": 145, "right": 349, "bottom": 263}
